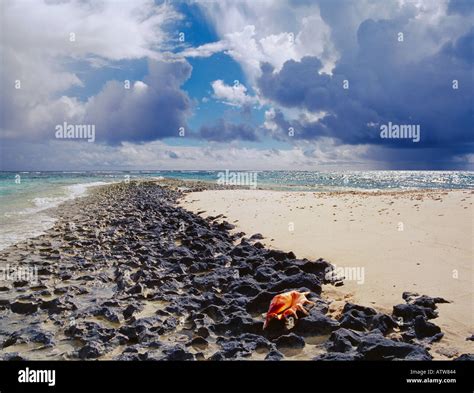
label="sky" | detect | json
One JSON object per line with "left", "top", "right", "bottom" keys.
{"left": 0, "top": 0, "right": 473, "bottom": 171}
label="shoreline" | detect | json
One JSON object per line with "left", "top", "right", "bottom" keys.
{"left": 0, "top": 180, "right": 472, "bottom": 360}
{"left": 2, "top": 171, "right": 471, "bottom": 251}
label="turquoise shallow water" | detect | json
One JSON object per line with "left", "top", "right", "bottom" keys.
{"left": 0, "top": 170, "right": 473, "bottom": 250}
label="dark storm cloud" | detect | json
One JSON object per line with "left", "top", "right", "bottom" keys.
{"left": 198, "top": 118, "right": 259, "bottom": 142}
{"left": 85, "top": 60, "right": 193, "bottom": 145}
{"left": 258, "top": 22, "right": 474, "bottom": 161}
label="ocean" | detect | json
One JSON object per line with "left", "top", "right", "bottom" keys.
{"left": 1, "top": 170, "right": 473, "bottom": 250}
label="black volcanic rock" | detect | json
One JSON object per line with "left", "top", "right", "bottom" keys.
{"left": 265, "top": 349, "right": 284, "bottom": 361}
{"left": 40, "top": 298, "right": 77, "bottom": 314}
{"left": 453, "top": 354, "right": 474, "bottom": 361}
{"left": 342, "top": 303, "right": 377, "bottom": 316}
{"left": 190, "top": 336, "right": 208, "bottom": 349}
{"left": 255, "top": 266, "right": 277, "bottom": 282}
{"left": 267, "top": 272, "right": 322, "bottom": 294}
{"left": 3, "top": 327, "right": 55, "bottom": 348}
{"left": 291, "top": 258, "right": 333, "bottom": 276}
{"left": 402, "top": 292, "right": 450, "bottom": 308}
{"left": 0, "top": 299, "right": 10, "bottom": 309}
{"left": 328, "top": 328, "right": 363, "bottom": 353}
{"left": 339, "top": 310, "right": 370, "bottom": 331}
{"left": 356, "top": 331, "right": 432, "bottom": 360}
{"left": 161, "top": 345, "right": 194, "bottom": 361}
{"left": 274, "top": 333, "right": 305, "bottom": 349}
{"left": 212, "top": 314, "right": 263, "bottom": 336}
{"left": 78, "top": 341, "right": 105, "bottom": 359}
{"left": 10, "top": 301, "right": 38, "bottom": 314}
{"left": 123, "top": 304, "right": 141, "bottom": 320}
{"left": 393, "top": 303, "right": 438, "bottom": 321}
{"left": 1, "top": 352, "right": 26, "bottom": 361}
{"left": 369, "top": 314, "right": 398, "bottom": 335}
{"left": 293, "top": 309, "right": 340, "bottom": 336}
{"left": 413, "top": 315, "right": 442, "bottom": 338}
{"left": 246, "top": 291, "right": 278, "bottom": 315}
{"left": 216, "top": 221, "right": 235, "bottom": 231}
{"left": 265, "top": 249, "right": 295, "bottom": 261}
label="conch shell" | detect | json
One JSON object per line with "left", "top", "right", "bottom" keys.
{"left": 263, "top": 290, "right": 314, "bottom": 329}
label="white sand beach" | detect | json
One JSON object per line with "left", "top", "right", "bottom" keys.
{"left": 181, "top": 189, "right": 473, "bottom": 358}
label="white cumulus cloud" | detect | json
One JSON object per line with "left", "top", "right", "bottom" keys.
{"left": 211, "top": 79, "right": 257, "bottom": 107}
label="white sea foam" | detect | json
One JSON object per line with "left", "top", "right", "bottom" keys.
{"left": 0, "top": 181, "right": 112, "bottom": 250}
{"left": 28, "top": 181, "right": 110, "bottom": 214}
